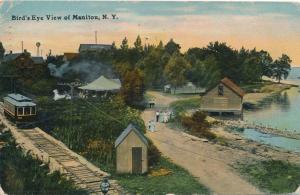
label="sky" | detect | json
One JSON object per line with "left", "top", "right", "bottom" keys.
{"left": 0, "top": 1, "right": 300, "bottom": 66}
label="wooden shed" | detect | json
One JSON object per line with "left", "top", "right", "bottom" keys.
{"left": 200, "top": 77, "right": 245, "bottom": 116}
{"left": 115, "top": 124, "right": 149, "bottom": 174}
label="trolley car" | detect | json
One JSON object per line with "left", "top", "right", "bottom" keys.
{"left": 3, "top": 93, "right": 37, "bottom": 127}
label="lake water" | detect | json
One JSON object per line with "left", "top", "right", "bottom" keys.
{"left": 242, "top": 67, "right": 300, "bottom": 152}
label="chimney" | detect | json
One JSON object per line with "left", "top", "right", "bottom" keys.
{"left": 9, "top": 50, "right": 12, "bottom": 54}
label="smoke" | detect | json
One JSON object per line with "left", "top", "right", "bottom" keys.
{"left": 48, "top": 60, "right": 115, "bottom": 82}
{"left": 53, "top": 89, "right": 71, "bottom": 101}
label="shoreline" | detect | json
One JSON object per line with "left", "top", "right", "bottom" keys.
{"left": 243, "top": 82, "right": 297, "bottom": 109}
{"left": 218, "top": 119, "right": 300, "bottom": 140}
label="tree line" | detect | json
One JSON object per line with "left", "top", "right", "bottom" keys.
{"left": 0, "top": 38, "right": 292, "bottom": 106}
{"left": 98, "top": 37, "right": 292, "bottom": 104}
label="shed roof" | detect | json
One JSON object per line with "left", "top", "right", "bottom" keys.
{"left": 115, "top": 124, "right": 148, "bottom": 148}
{"left": 78, "top": 75, "right": 121, "bottom": 92}
{"left": 220, "top": 77, "right": 245, "bottom": 97}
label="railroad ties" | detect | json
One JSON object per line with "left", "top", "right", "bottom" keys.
{"left": 20, "top": 129, "right": 105, "bottom": 193}
{"left": 0, "top": 109, "right": 123, "bottom": 194}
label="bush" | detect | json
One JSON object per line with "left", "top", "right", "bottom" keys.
{"left": 0, "top": 133, "right": 87, "bottom": 194}
{"left": 148, "top": 141, "right": 161, "bottom": 167}
{"left": 181, "top": 111, "right": 216, "bottom": 140}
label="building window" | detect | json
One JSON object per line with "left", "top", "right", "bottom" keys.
{"left": 24, "top": 107, "right": 30, "bottom": 115}
{"left": 17, "top": 107, "right": 24, "bottom": 116}
{"left": 218, "top": 85, "right": 224, "bottom": 96}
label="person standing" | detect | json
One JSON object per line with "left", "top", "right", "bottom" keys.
{"left": 156, "top": 110, "right": 160, "bottom": 122}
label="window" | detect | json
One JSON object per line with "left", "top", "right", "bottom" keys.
{"left": 18, "top": 107, "right": 24, "bottom": 116}
{"left": 24, "top": 107, "right": 30, "bottom": 115}
{"left": 218, "top": 85, "right": 224, "bottom": 96}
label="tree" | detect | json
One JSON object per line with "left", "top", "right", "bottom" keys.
{"left": 258, "top": 50, "right": 273, "bottom": 78}
{"left": 164, "top": 52, "right": 191, "bottom": 93}
{"left": 188, "top": 56, "right": 221, "bottom": 88}
{"left": 134, "top": 35, "right": 143, "bottom": 52}
{"left": 140, "top": 48, "right": 165, "bottom": 88}
{"left": 120, "top": 69, "right": 145, "bottom": 106}
{"left": 271, "top": 54, "right": 292, "bottom": 83}
{"left": 0, "top": 42, "right": 5, "bottom": 59}
{"left": 120, "top": 37, "right": 129, "bottom": 50}
{"left": 165, "top": 39, "right": 181, "bottom": 55}
{"left": 241, "top": 56, "right": 263, "bottom": 83}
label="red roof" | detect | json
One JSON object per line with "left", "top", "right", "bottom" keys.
{"left": 221, "top": 77, "right": 245, "bottom": 97}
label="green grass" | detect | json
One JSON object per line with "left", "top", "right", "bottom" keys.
{"left": 0, "top": 132, "right": 87, "bottom": 195}
{"left": 237, "top": 160, "right": 300, "bottom": 193}
{"left": 170, "top": 97, "right": 201, "bottom": 116}
{"left": 114, "top": 157, "right": 210, "bottom": 195}
{"left": 240, "top": 82, "right": 266, "bottom": 93}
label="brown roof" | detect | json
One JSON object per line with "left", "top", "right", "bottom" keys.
{"left": 64, "top": 53, "right": 78, "bottom": 61}
{"left": 221, "top": 77, "right": 245, "bottom": 97}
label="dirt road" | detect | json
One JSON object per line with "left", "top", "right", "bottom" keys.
{"left": 142, "top": 91, "right": 262, "bottom": 195}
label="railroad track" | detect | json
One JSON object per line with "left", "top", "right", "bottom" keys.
{"left": 0, "top": 103, "right": 123, "bottom": 194}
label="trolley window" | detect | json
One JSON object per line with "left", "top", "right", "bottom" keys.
{"left": 24, "top": 107, "right": 30, "bottom": 115}
{"left": 31, "top": 107, "right": 36, "bottom": 115}
{"left": 17, "top": 107, "right": 24, "bottom": 116}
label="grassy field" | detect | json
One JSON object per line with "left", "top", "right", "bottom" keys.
{"left": 236, "top": 160, "right": 300, "bottom": 194}
{"left": 114, "top": 157, "right": 210, "bottom": 195}
{"left": 170, "top": 97, "right": 201, "bottom": 116}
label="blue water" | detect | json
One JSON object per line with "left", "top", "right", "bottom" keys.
{"left": 244, "top": 67, "right": 300, "bottom": 133}
{"left": 242, "top": 67, "right": 300, "bottom": 152}
{"left": 243, "top": 129, "right": 300, "bottom": 153}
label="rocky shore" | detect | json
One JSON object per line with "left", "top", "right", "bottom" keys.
{"left": 219, "top": 119, "right": 300, "bottom": 140}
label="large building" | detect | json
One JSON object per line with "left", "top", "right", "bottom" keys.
{"left": 200, "top": 77, "right": 245, "bottom": 116}
{"left": 78, "top": 44, "right": 112, "bottom": 53}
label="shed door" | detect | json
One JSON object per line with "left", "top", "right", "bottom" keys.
{"left": 132, "top": 147, "right": 142, "bottom": 173}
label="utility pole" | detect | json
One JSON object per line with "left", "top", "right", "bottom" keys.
{"left": 95, "top": 31, "right": 98, "bottom": 44}
{"left": 21, "top": 41, "right": 24, "bottom": 53}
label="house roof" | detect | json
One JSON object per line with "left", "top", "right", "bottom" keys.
{"left": 220, "top": 77, "right": 245, "bottom": 97}
{"left": 63, "top": 53, "right": 78, "bottom": 61}
{"left": 78, "top": 75, "right": 121, "bottom": 92}
{"left": 32, "top": 57, "right": 44, "bottom": 64}
{"left": 3, "top": 53, "right": 23, "bottom": 62}
{"left": 115, "top": 124, "right": 148, "bottom": 148}
{"left": 79, "top": 44, "right": 112, "bottom": 52}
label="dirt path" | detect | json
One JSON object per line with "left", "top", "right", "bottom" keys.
{"left": 142, "top": 91, "right": 262, "bottom": 195}
{"left": 147, "top": 91, "right": 179, "bottom": 107}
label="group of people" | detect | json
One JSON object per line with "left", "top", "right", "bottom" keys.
{"left": 148, "top": 109, "right": 173, "bottom": 132}
{"left": 155, "top": 110, "right": 172, "bottom": 123}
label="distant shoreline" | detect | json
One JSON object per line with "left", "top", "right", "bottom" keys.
{"left": 243, "top": 82, "right": 298, "bottom": 109}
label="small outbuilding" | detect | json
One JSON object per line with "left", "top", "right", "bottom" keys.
{"left": 200, "top": 77, "right": 245, "bottom": 116}
{"left": 115, "top": 124, "right": 149, "bottom": 174}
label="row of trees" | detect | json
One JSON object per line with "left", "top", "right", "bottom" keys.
{"left": 0, "top": 37, "right": 292, "bottom": 105}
